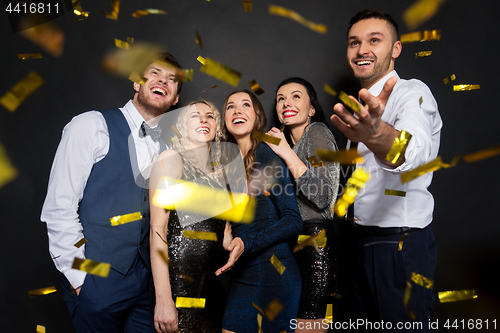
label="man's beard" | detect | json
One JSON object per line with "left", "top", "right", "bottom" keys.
{"left": 136, "top": 89, "right": 170, "bottom": 118}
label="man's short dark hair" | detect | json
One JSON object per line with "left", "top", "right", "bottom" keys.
{"left": 158, "top": 52, "right": 183, "bottom": 94}
{"left": 347, "top": 8, "right": 399, "bottom": 42}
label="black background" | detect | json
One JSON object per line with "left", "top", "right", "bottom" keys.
{"left": 1, "top": 0, "right": 499, "bottom": 331}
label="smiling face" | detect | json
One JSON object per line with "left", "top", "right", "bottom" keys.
{"left": 185, "top": 103, "right": 217, "bottom": 146}
{"left": 347, "top": 18, "right": 401, "bottom": 89}
{"left": 276, "top": 82, "right": 315, "bottom": 129}
{"left": 133, "top": 61, "right": 180, "bottom": 119}
{"left": 224, "top": 92, "right": 257, "bottom": 140}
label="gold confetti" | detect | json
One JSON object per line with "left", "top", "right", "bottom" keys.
{"left": 129, "top": 72, "right": 146, "bottom": 86}
{"left": 334, "top": 168, "right": 370, "bottom": 217}
{"left": 306, "top": 156, "right": 324, "bottom": 167}
{"left": 443, "top": 74, "right": 456, "bottom": 84}
{"left": 175, "top": 297, "right": 206, "bottom": 308}
{"left": 270, "top": 254, "right": 286, "bottom": 275}
{"left": 200, "top": 57, "right": 241, "bottom": 87}
{"left": 175, "top": 69, "right": 194, "bottom": 82}
{"left": 316, "top": 149, "right": 363, "bottom": 165}
{"left": 153, "top": 176, "right": 255, "bottom": 223}
{"left": 0, "top": 71, "right": 44, "bottom": 112}
{"left": 386, "top": 130, "right": 412, "bottom": 164}
{"left": 385, "top": 189, "right": 406, "bottom": 197}
{"left": 0, "top": 142, "right": 19, "bottom": 188}
{"left": 462, "top": 144, "right": 500, "bottom": 163}
{"left": 279, "top": 124, "right": 285, "bottom": 132}
{"left": 132, "top": 8, "right": 167, "bottom": 18}
{"left": 404, "top": 281, "right": 417, "bottom": 321}
{"left": 72, "top": 0, "right": 89, "bottom": 17}
{"left": 264, "top": 299, "right": 283, "bottom": 322}
{"left": 294, "top": 229, "right": 327, "bottom": 253}
{"left": 17, "top": 53, "right": 42, "bottom": 60}
{"left": 269, "top": 5, "right": 327, "bottom": 34}
{"left": 182, "top": 230, "right": 218, "bottom": 242}
{"left": 248, "top": 79, "right": 265, "bottom": 95}
{"left": 339, "top": 91, "right": 361, "bottom": 113}
{"left": 37, "top": 325, "right": 46, "bottom": 333}
{"left": 72, "top": 258, "right": 111, "bottom": 278}
{"left": 19, "top": 17, "right": 65, "bottom": 57}
{"left": 202, "top": 85, "right": 219, "bottom": 93}
{"left": 403, "top": 0, "right": 447, "bottom": 31}
{"left": 110, "top": 211, "right": 142, "bottom": 226}
{"left": 171, "top": 125, "right": 182, "bottom": 138}
{"left": 410, "top": 272, "right": 434, "bottom": 289}
{"left": 415, "top": 51, "right": 432, "bottom": 58}
{"left": 453, "top": 84, "right": 480, "bottom": 91}
{"left": 419, "top": 96, "right": 423, "bottom": 105}
{"left": 243, "top": 0, "right": 252, "bottom": 11}
{"left": 324, "top": 83, "right": 337, "bottom": 96}
{"left": 251, "top": 301, "right": 265, "bottom": 315}
{"left": 28, "top": 286, "right": 57, "bottom": 298}
{"left": 400, "top": 30, "right": 441, "bottom": 44}
{"left": 114, "top": 38, "right": 131, "bottom": 50}
{"left": 438, "top": 289, "right": 478, "bottom": 303}
{"left": 102, "top": 0, "right": 120, "bottom": 20}
{"left": 252, "top": 131, "right": 281, "bottom": 145}
{"left": 197, "top": 55, "right": 206, "bottom": 65}
{"left": 194, "top": 28, "right": 203, "bottom": 48}
{"left": 400, "top": 155, "right": 460, "bottom": 183}
{"left": 398, "top": 233, "right": 410, "bottom": 251}
{"left": 257, "top": 313, "right": 263, "bottom": 333}
{"left": 74, "top": 238, "right": 88, "bottom": 248}
{"left": 325, "top": 304, "right": 333, "bottom": 323}
{"left": 127, "top": 37, "right": 134, "bottom": 44}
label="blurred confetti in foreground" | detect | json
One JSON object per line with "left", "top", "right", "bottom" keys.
{"left": 0, "top": 71, "right": 44, "bottom": 112}
{"left": 19, "top": 17, "right": 64, "bottom": 57}
{"left": 401, "top": 30, "right": 441, "bottom": 44}
{"left": 339, "top": 91, "right": 361, "bottom": 113}
{"left": 102, "top": 0, "right": 120, "bottom": 20}
{"left": 252, "top": 131, "right": 280, "bottom": 145}
{"left": 132, "top": 9, "right": 167, "bottom": 18}
{"left": 403, "top": 0, "right": 447, "bottom": 31}
{"left": 316, "top": 149, "right": 363, "bottom": 165}
{"left": 334, "top": 168, "right": 370, "bottom": 217}
{"left": 200, "top": 57, "right": 241, "bottom": 87}
{"left": 17, "top": 53, "right": 42, "bottom": 60}
{"left": 268, "top": 5, "right": 327, "bottom": 34}
{"left": 400, "top": 155, "right": 460, "bottom": 183}
{"left": 0, "top": 142, "right": 19, "bottom": 188}
{"left": 462, "top": 144, "right": 500, "bottom": 163}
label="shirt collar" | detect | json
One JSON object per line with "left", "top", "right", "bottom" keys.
{"left": 368, "top": 70, "right": 399, "bottom": 97}
{"left": 123, "top": 100, "right": 146, "bottom": 129}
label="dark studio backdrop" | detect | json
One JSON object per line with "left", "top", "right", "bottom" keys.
{"left": 1, "top": 0, "right": 499, "bottom": 331}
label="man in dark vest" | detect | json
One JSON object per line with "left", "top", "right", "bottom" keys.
{"left": 41, "top": 52, "right": 182, "bottom": 332}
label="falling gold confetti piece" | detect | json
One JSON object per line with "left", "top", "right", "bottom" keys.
{"left": 400, "top": 155, "right": 460, "bottom": 183}
{"left": 307, "top": 156, "right": 324, "bottom": 167}
{"left": 28, "top": 286, "right": 57, "bottom": 298}
{"left": 279, "top": 124, "right": 285, "bottom": 132}
{"left": 257, "top": 313, "right": 263, "bottom": 333}
{"left": 126, "top": 37, "right": 134, "bottom": 44}
{"left": 72, "top": 0, "right": 89, "bottom": 17}
{"left": 404, "top": 281, "right": 417, "bottom": 321}
{"left": 294, "top": 229, "right": 327, "bottom": 253}
{"left": 251, "top": 301, "right": 265, "bottom": 315}
{"left": 110, "top": 211, "right": 142, "bottom": 226}
{"left": 37, "top": 325, "right": 46, "bottom": 333}
{"left": 114, "top": 38, "right": 130, "bottom": 50}
{"left": 132, "top": 9, "right": 167, "bottom": 18}
{"left": 419, "top": 96, "right": 423, "bottom": 105}
{"left": 265, "top": 299, "right": 283, "bottom": 322}
{"left": 410, "top": 272, "right": 434, "bottom": 289}
{"left": 197, "top": 55, "right": 206, "bottom": 65}
{"left": 270, "top": 254, "right": 286, "bottom": 275}
{"left": 74, "top": 238, "right": 88, "bottom": 248}
{"left": 248, "top": 79, "right": 265, "bottom": 95}
{"left": 385, "top": 189, "right": 407, "bottom": 197}
{"left": 175, "top": 69, "right": 194, "bottom": 82}
{"left": 72, "top": 258, "right": 111, "bottom": 278}
{"left": 443, "top": 74, "right": 456, "bottom": 84}
{"left": 325, "top": 304, "right": 333, "bottom": 323}
{"left": 400, "top": 30, "right": 441, "bottom": 44}
{"left": 182, "top": 230, "right": 218, "bottom": 242}
{"left": 17, "top": 53, "right": 42, "bottom": 60}
{"left": 339, "top": 91, "right": 361, "bottom": 113}
{"left": 334, "top": 168, "right": 370, "bottom": 217}
{"left": 252, "top": 131, "right": 281, "bottom": 145}
{"left": 324, "top": 83, "right": 337, "bottom": 96}
{"left": 403, "top": 0, "right": 447, "bottom": 31}
{"left": 202, "top": 85, "right": 219, "bottom": 93}
{"left": 415, "top": 51, "right": 432, "bottom": 58}
{"left": 243, "top": 0, "right": 253, "bottom": 11}
{"left": 453, "top": 84, "right": 480, "bottom": 92}
{"left": 0, "top": 142, "right": 19, "bottom": 188}
{"left": 316, "top": 149, "right": 363, "bottom": 165}
{"left": 462, "top": 144, "right": 500, "bottom": 163}
{"left": 19, "top": 18, "right": 65, "bottom": 57}
{"left": 0, "top": 71, "right": 44, "bottom": 112}
{"left": 171, "top": 125, "right": 182, "bottom": 138}
{"left": 398, "top": 233, "right": 410, "bottom": 251}
{"left": 175, "top": 297, "right": 206, "bottom": 308}
{"left": 438, "top": 289, "right": 478, "bottom": 303}
{"left": 269, "top": 5, "right": 327, "bottom": 34}
{"left": 194, "top": 28, "right": 203, "bottom": 48}
{"left": 102, "top": 0, "right": 120, "bottom": 20}
{"left": 129, "top": 72, "right": 146, "bottom": 86}
{"left": 386, "top": 130, "right": 412, "bottom": 164}
{"left": 200, "top": 57, "right": 241, "bottom": 87}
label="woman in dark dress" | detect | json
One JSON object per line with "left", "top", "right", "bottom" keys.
{"left": 217, "top": 90, "right": 303, "bottom": 333}
{"left": 266, "top": 78, "right": 340, "bottom": 332}
{"left": 149, "top": 100, "right": 229, "bottom": 333}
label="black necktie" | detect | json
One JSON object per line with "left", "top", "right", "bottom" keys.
{"left": 140, "top": 121, "right": 161, "bottom": 142}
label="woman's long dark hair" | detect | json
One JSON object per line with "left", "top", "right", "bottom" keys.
{"left": 221, "top": 90, "right": 267, "bottom": 179}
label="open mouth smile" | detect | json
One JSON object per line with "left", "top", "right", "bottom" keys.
{"left": 232, "top": 117, "right": 247, "bottom": 125}
{"left": 195, "top": 126, "right": 210, "bottom": 133}
{"left": 151, "top": 86, "right": 167, "bottom": 96}
{"left": 283, "top": 110, "right": 298, "bottom": 118}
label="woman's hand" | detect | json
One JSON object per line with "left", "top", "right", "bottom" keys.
{"left": 215, "top": 237, "right": 244, "bottom": 276}
{"left": 265, "top": 127, "right": 293, "bottom": 158}
{"left": 154, "top": 297, "right": 178, "bottom": 333}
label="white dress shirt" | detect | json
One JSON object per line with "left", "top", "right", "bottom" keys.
{"left": 354, "top": 71, "right": 443, "bottom": 228}
{"left": 41, "top": 100, "right": 162, "bottom": 289}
